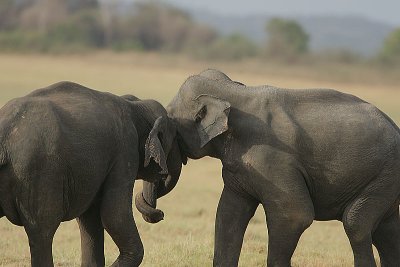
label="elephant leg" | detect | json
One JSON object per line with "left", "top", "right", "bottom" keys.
{"left": 343, "top": 205, "right": 377, "bottom": 267}
{"left": 77, "top": 200, "right": 105, "bottom": 267}
{"left": 257, "top": 167, "right": 314, "bottom": 267}
{"left": 24, "top": 224, "right": 59, "bottom": 267}
{"left": 18, "top": 173, "right": 64, "bottom": 267}
{"left": 372, "top": 207, "right": 400, "bottom": 267}
{"left": 213, "top": 186, "right": 259, "bottom": 267}
{"left": 20, "top": 205, "right": 60, "bottom": 267}
{"left": 266, "top": 217, "right": 313, "bottom": 267}
{"left": 100, "top": 160, "right": 143, "bottom": 267}
{"left": 342, "top": 173, "right": 400, "bottom": 267}
{"left": 264, "top": 200, "right": 314, "bottom": 267}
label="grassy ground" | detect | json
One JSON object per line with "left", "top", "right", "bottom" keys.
{"left": 0, "top": 52, "right": 398, "bottom": 266}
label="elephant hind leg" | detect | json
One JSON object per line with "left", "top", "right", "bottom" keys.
{"left": 100, "top": 159, "right": 144, "bottom": 267}
{"left": 372, "top": 206, "right": 400, "bottom": 267}
{"left": 21, "top": 200, "right": 61, "bottom": 267}
{"left": 77, "top": 200, "right": 105, "bottom": 267}
{"left": 25, "top": 224, "right": 59, "bottom": 267}
{"left": 342, "top": 173, "right": 400, "bottom": 267}
{"left": 17, "top": 172, "right": 64, "bottom": 267}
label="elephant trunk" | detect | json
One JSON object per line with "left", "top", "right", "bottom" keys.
{"left": 135, "top": 181, "right": 164, "bottom": 223}
{"left": 135, "top": 141, "right": 184, "bottom": 223}
{"left": 135, "top": 167, "right": 181, "bottom": 223}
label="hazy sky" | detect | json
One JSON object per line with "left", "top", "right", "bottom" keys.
{"left": 162, "top": 0, "right": 400, "bottom": 26}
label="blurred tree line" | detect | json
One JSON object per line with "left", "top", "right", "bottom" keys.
{"left": 0, "top": 0, "right": 216, "bottom": 52}
{"left": 0, "top": 0, "right": 399, "bottom": 64}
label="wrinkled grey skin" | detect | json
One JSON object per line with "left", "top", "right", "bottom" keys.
{"left": 148, "top": 69, "right": 400, "bottom": 267}
{"left": 0, "top": 82, "right": 183, "bottom": 267}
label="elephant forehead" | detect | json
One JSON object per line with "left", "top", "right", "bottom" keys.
{"left": 169, "top": 96, "right": 196, "bottom": 118}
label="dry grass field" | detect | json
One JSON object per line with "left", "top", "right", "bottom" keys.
{"left": 0, "top": 52, "right": 399, "bottom": 266}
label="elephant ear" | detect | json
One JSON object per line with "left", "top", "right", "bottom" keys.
{"left": 144, "top": 116, "right": 168, "bottom": 175}
{"left": 194, "top": 94, "right": 231, "bottom": 148}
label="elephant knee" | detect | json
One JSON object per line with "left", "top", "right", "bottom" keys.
{"left": 343, "top": 214, "right": 371, "bottom": 243}
{"left": 288, "top": 211, "right": 314, "bottom": 232}
{"left": 119, "top": 243, "right": 144, "bottom": 266}
{"left": 133, "top": 244, "right": 145, "bottom": 265}
{"left": 294, "top": 213, "right": 314, "bottom": 232}
{"left": 133, "top": 246, "right": 144, "bottom": 266}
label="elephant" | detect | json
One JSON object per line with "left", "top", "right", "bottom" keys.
{"left": 0, "top": 81, "right": 184, "bottom": 267}
{"left": 137, "top": 69, "right": 400, "bottom": 267}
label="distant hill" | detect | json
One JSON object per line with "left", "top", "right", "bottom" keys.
{"left": 188, "top": 9, "right": 395, "bottom": 57}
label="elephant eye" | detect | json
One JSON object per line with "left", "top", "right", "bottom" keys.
{"left": 195, "top": 115, "right": 201, "bottom": 123}
{"left": 195, "top": 105, "right": 207, "bottom": 123}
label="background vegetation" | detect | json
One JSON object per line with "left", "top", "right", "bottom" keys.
{"left": 0, "top": 0, "right": 399, "bottom": 64}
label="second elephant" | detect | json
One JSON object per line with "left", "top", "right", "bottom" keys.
{"left": 138, "top": 69, "right": 400, "bottom": 267}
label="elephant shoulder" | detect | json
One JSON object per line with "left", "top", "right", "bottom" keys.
{"left": 121, "top": 94, "right": 140, "bottom": 102}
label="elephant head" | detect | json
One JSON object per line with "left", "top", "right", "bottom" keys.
{"left": 123, "top": 96, "right": 187, "bottom": 223}
{"left": 166, "top": 69, "right": 234, "bottom": 159}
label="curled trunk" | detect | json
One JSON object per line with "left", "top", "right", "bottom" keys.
{"left": 135, "top": 182, "right": 164, "bottom": 223}
{"left": 135, "top": 139, "right": 184, "bottom": 223}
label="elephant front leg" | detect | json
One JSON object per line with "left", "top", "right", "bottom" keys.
{"left": 213, "top": 186, "right": 259, "bottom": 267}
{"left": 263, "top": 189, "right": 314, "bottom": 266}
{"left": 265, "top": 213, "right": 313, "bottom": 267}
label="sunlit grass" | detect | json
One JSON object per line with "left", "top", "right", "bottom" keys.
{"left": 0, "top": 52, "right": 397, "bottom": 266}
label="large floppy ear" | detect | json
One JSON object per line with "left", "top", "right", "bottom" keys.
{"left": 193, "top": 94, "right": 231, "bottom": 148}
{"left": 144, "top": 116, "right": 168, "bottom": 174}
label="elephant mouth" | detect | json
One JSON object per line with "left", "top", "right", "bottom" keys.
{"left": 176, "top": 136, "right": 189, "bottom": 164}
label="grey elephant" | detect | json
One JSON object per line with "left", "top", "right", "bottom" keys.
{"left": 137, "top": 69, "right": 400, "bottom": 267}
{"left": 0, "top": 81, "right": 184, "bottom": 267}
